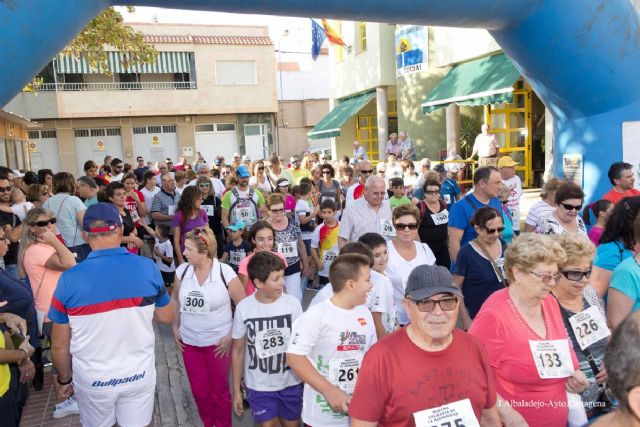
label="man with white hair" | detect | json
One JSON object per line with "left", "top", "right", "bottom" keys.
{"left": 353, "top": 140, "right": 369, "bottom": 161}
{"left": 346, "top": 160, "right": 374, "bottom": 205}
{"left": 398, "top": 131, "right": 416, "bottom": 160}
{"left": 339, "top": 175, "right": 394, "bottom": 247}
{"left": 468, "top": 124, "right": 500, "bottom": 167}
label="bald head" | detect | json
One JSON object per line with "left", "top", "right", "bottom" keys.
{"left": 364, "top": 175, "right": 386, "bottom": 208}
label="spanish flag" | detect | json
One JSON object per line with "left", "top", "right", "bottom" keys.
{"left": 321, "top": 19, "right": 347, "bottom": 47}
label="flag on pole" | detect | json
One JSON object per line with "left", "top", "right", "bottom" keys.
{"left": 321, "top": 19, "right": 347, "bottom": 47}
{"left": 311, "top": 19, "right": 326, "bottom": 61}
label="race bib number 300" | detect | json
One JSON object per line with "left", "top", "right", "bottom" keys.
{"left": 529, "top": 339, "right": 573, "bottom": 378}
{"left": 413, "top": 398, "right": 480, "bottom": 427}
{"left": 180, "top": 290, "right": 209, "bottom": 314}
{"left": 255, "top": 328, "right": 290, "bottom": 359}
{"left": 568, "top": 306, "right": 611, "bottom": 350}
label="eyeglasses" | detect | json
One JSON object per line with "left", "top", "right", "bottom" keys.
{"left": 270, "top": 208, "right": 285, "bottom": 214}
{"left": 32, "top": 218, "right": 57, "bottom": 227}
{"left": 529, "top": 270, "right": 561, "bottom": 283}
{"left": 395, "top": 222, "right": 418, "bottom": 230}
{"left": 0, "top": 186, "right": 12, "bottom": 193}
{"left": 198, "top": 183, "right": 211, "bottom": 187}
{"left": 560, "top": 269, "right": 592, "bottom": 281}
{"left": 360, "top": 169, "right": 373, "bottom": 175}
{"left": 410, "top": 296, "right": 459, "bottom": 312}
{"left": 560, "top": 202, "right": 582, "bottom": 211}
{"left": 425, "top": 190, "right": 440, "bottom": 195}
{"left": 484, "top": 226, "right": 505, "bottom": 234}
{"left": 322, "top": 171, "right": 331, "bottom": 175}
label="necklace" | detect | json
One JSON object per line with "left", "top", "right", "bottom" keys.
{"left": 508, "top": 288, "right": 553, "bottom": 339}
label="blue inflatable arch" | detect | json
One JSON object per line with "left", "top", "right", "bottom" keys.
{"left": 2, "top": 0, "right": 639, "bottom": 199}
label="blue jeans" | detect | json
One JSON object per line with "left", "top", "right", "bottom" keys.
{"left": 70, "top": 243, "right": 91, "bottom": 263}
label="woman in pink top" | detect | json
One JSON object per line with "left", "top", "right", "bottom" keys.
{"left": 237, "top": 221, "right": 286, "bottom": 296}
{"left": 469, "top": 234, "right": 588, "bottom": 427}
{"left": 583, "top": 199, "right": 613, "bottom": 246}
{"left": 18, "top": 207, "right": 77, "bottom": 416}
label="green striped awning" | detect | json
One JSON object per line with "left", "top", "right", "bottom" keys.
{"left": 54, "top": 51, "right": 191, "bottom": 74}
{"left": 308, "top": 91, "right": 376, "bottom": 140}
{"left": 421, "top": 53, "right": 521, "bottom": 113}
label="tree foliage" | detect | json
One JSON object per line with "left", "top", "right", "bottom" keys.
{"left": 62, "top": 6, "right": 157, "bottom": 74}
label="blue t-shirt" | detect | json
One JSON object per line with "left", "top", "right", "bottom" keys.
{"left": 449, "top": 194, "right": 503, "bottom": 246}
{"left": 453, "top": 240, "right": 506, "bottom": 318}
{"left": 223, "top": 240, "right": 252, "bottom": 273}
{"left": 593, "top": 240, "right": 633, "bottom": 271}
{"left": 610, "top": 256, "right": 640, "bottom": 313}
{"left": 441, "top": 178, "right": 461, "bottom": 207}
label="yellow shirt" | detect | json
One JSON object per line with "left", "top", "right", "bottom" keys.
{"left": 289, "top": 167, "right": 311, "bottom": 185}
{"left": 0, "top": 332, "right": 10, "bottom": 397}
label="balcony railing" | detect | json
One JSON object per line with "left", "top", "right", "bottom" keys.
{"left": 27, "top": 81, "right": 197, "bottom": 92}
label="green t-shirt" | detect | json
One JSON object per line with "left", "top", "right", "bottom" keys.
{"left": 221, "top": 187, "right": 265, "bottom": 227}
{"left": 389, "top": 195, "right": 412, "bottom": 210}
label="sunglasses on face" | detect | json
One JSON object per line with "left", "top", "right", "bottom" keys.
{"left": 395, "top": 222, "right": 418, "bottom": 231}
{"left": 322, "top": 171, "right": 331, "bottom": 175}
{"left": 410, "top": 296, "right": 458, "bottom": 312}
{"left": 360, "top": 169, "right": 373, "bottom": 175}
{"left": 484, "top": 226, "right": 505, "bottom": 234}
{"left": 257, "top": 167, "right": 265, "bottom": 171}
{"left": 560, "top": 202, "right": 582, "bottom": 211}
{"left": 0, "top": 186, "right": 12, "bottom": 193}
{"left": 560, "top": 269, "right": 592, "bottom": 281}
{"left": 198, "top": 183, "right": 210, "bottom": 187}
{"left": 32, "top": 218, "right": 57, "bottom": 227}
{"left": 425, "top": 190, "right": 440, "bottom": 195}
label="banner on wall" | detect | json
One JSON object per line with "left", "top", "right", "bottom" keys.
{"left": 562, "top": 154, "right": 583, "bottom": 186}
{"left": 395, "top": 25, "right": 428, "bottom": 77}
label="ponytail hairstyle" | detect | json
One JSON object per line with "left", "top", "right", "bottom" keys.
{"left": 583, "top": 199, "right": 613, "bottom": 226}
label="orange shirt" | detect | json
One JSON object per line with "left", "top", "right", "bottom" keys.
{"left": 602, "top": 188, "right": 640, "bottom": 204}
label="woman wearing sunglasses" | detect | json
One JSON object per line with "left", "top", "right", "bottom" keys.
{"left": 469, "top": 234, "right": 587, "bottom": 427}
{"left": 248, "top": 160, "right": 273, "bottom": 195}
{"left": 198, "top": 175, "right": 224, "bottom": 258}
{"left": 453, "top": 207, "right": 507, "bottom": 329}
{"left": 534, "top": 183, "right": 588, "bottom": 235}
{"left": 417, "top": 178, "right": 450, "bottom": 268}
{"left": 385, "top": 204, "right": 436, "bottom": 326}
{"left": 18, "top": 208, "right": 77, "bottom": 417}
{"left": 551, "top": 233, "right": 611, "bottom": 419}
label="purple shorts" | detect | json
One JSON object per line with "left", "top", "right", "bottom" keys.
{"left": 246, "top": 382, "right": 303, "bottom": 423}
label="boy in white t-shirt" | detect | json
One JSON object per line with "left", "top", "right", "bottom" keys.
{"left": 152, "top": 224, "right": 175, "bottom": 287}
{"left": 231, "top": 251, "right": 303, "bottom": 426}
{"left": 358, "top": 232, "right": 398, "bottom": 337}
{"left": 310, "top": 199, "right": 340, "bottom": 286}
{"left": 287, "top": 253, "right": 377, "bottom": 427}
{"left": 498, "top": 156, "right": 523, "bottom": 233}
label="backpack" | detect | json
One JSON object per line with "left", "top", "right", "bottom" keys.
{"left": 228, "top": 187, "right": 258, "bottom": 222}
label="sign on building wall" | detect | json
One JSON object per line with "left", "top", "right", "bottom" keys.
{"left": 562, "top": 154, "right": 583, "bottom": 186}
{"left": 395, "top": 25, "right": 428, "bottom": 77}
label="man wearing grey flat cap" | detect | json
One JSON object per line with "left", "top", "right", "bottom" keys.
{"left": 349, "top": 264, "right": 501, "bottom": 427}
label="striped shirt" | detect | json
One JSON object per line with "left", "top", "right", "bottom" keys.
{"left": 339, "top": 196, "right": 393, "bottom": 242}
{"left": 151, "top": 189, "right": 180, "bottom": 227}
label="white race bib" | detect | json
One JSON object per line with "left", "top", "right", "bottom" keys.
{"left": 413, "top": 398, "right": 480, "bottom": 427}
{"left": 277, "top": 241, "right": 298, "bottom": 258}
{"left": 568, "top": 306, "right": 611, "bottom": 350}
{"left": 494, "top": 257, "right": 506, "bottom": 281}
{"left": 329, "top": 355, "right": 363, "bottom": 394}
{"left": 255, "top": 328, "right": 290, "bottom": 359}
{"left": 180, "top": 289, "right": 209, "bottom": 314}
{"left": 167, "top": 205, "right": 177, "bottom": 216}
{"left": 322, "top": 250, "right": 338, "bottom": 266}
{"left": 236, "top": 206, "right": 251, "bottom": 221}
{"left": 229, "top": 250, "right": 246, "bottom": 266}
{"left": 529, "top": 339, "right": 574, "bottom": 378}
{"left": 443, "top": 194, "right": 452, "bottom": 205}
{"left": 431, "top": 209, "right": 449, "bottom": 226}
{"left": 203, "top": 204, "right": 214, "bottom": 217}
{"left": 130, "top": 210, "right": 141, "bottom": 224}
{"left": 380, "top": 219, "right": 396, "bottom": 237}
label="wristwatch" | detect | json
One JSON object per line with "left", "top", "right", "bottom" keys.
{"left": 57, "top": 376, "right": 73, "bottom": 386}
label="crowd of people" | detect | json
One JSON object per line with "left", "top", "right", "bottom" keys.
{"left": 2, "top": 140, "right": 640, "bottom": 427}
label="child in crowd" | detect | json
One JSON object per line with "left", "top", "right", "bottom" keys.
{"left": 275, "top": 178, "right": 297, "bottom": 216}
{"left": 388, "top": 177, "right": 411, "bottom": 210}
{"left": 310, "top": 199, "right": 340, "bottom": 287}
{"left": 221, "top": 220, "right": 251, "bottom": 273}
{"left": 152, "top": 224, "right": 176, "bottom": 288}
{"left": 8, "top": 188, "right": 34, "bottom": 221}
{"left": 584, "top": 199, "right": 613, "bottom": 246}
{"left": 238, "top": 221, "right": 287, "bottom": 296}
{"left": 358, "top": 232, "right": 398, "bottom": 337}
{"left": 308, "top": 241, "right": 394, "bottom": 340}
{"left": 231, "top": 251, "right": 303, "bottom": 426}
{"left": 286, "top": 253, "right": 377, "bottom": 427}
{"left": 295, "top": 182, "right": 319, "bottom": 289}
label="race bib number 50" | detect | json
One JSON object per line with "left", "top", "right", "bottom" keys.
{"left": 529, "top": 339, "right": 573, "bottom": 378}
{"left": 413, "top": 398, "right": 480, "bottom": 427}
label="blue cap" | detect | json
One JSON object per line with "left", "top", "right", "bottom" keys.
{"left": 226, "top": 219, "right": 246, "bottom": 231}
{"left": 83, "top": 202, "right": 122, "bottom": 233}
{"left": 236, "top": 165, "right": 251, "bottom": 178}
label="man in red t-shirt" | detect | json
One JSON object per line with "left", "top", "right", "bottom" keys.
{"left": 349, "top": 264, "right": 499, "bottom": 427}
{"left": 602, "top": 162, "right": 640, "bottom": 204}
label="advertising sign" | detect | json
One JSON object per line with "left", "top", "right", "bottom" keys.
{"left": 396, "top": 25, "right": 428, "bottom": 77}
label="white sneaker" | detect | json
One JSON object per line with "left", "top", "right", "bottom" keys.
{"left": 53, "top": 396, "right": 80, "bottom": 419}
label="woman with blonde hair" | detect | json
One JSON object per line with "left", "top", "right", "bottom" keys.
{"left": 171, "top": 226, "right": 244, "bottom": 427}
{"left": 470, "top": 234, "right": 588, "bottom": 426}
{"left": 26, "top": 184, "right": 50, "bottom": 208}
{"left": 18, "top": 207, "right": 77, "bottom": 417}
